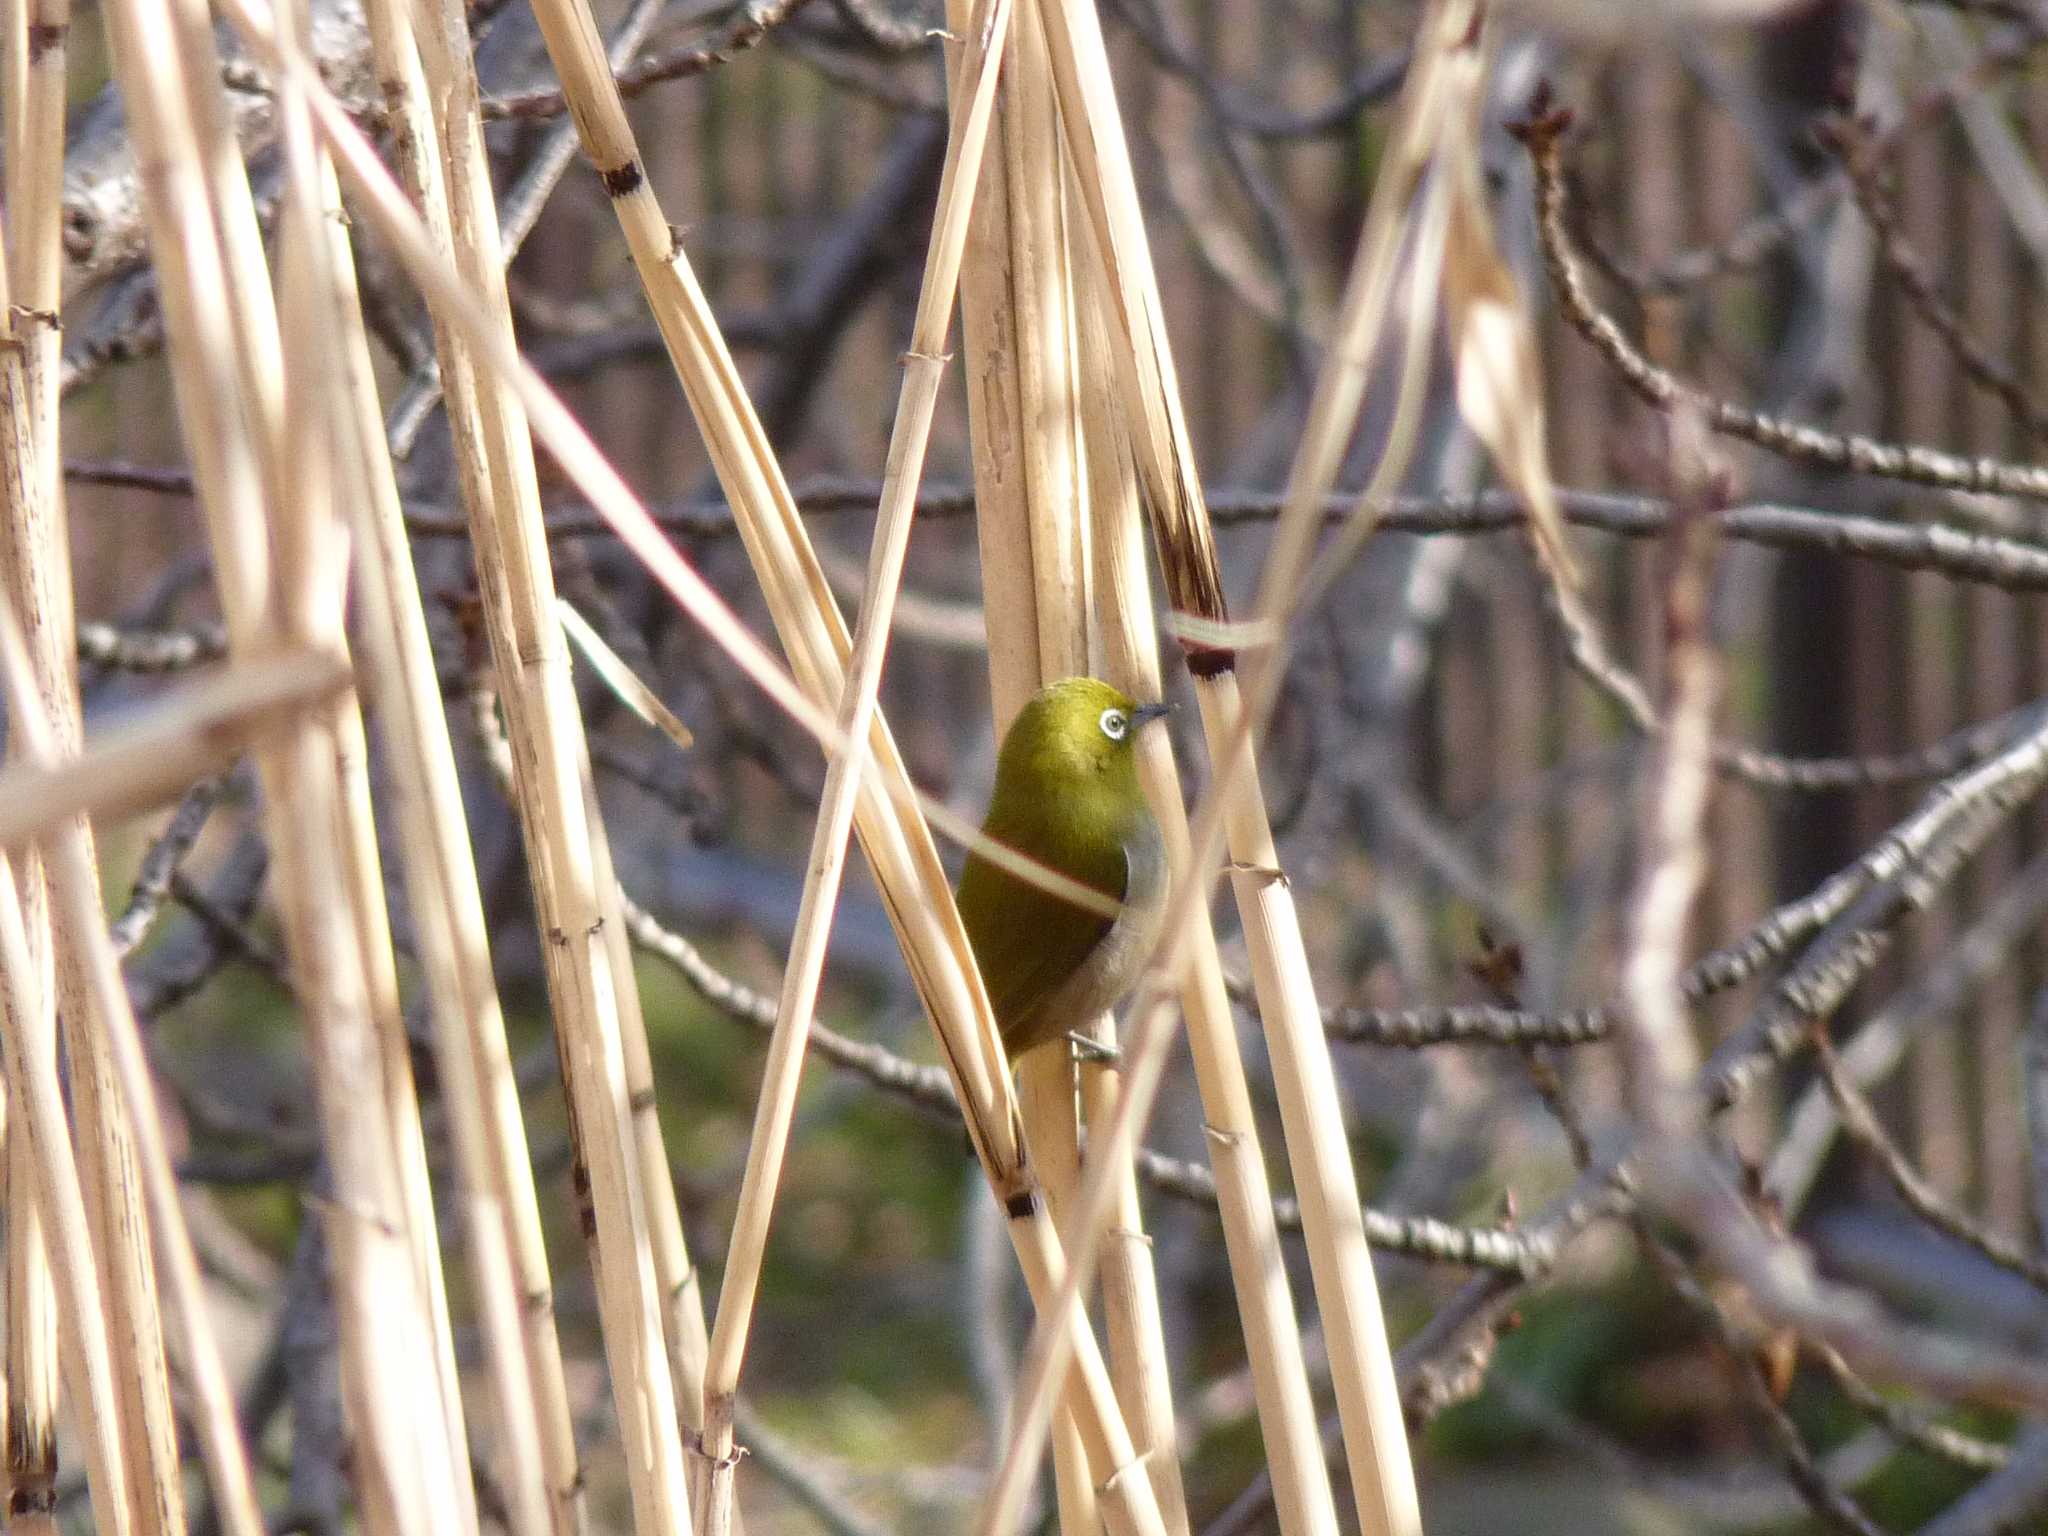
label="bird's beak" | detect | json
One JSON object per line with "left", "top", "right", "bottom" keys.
{"left": 1132, "top": 701, "right": 1173, "bottom": 728}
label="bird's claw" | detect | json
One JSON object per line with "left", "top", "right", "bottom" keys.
{"left": 1066, "top": 1031, "right": 1121, "bottom": 1068}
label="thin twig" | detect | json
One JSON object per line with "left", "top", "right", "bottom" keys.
{"left": 108, "top": 776, "right": 228, "bottom": 957}
{"left": 1825, "top": 112, "right": 2048, "bottom": 443}
{"left": 1812, "top": 1347, "right": 2009, "bottom": 1474}
{"left": 480, "top": 0, "right": 817, "bottom": 119}
{"left": 78, "top": 619, "right": 230, "bottom": 672}
{"left": 399, "top": 479, "right": 2048, "bottom": 594}
{"left": 1811, "top": 1025, "right": 2048, "bottom": 1292}
{"left": 1516, "top": 102, "right": 2048, "bottom": 511}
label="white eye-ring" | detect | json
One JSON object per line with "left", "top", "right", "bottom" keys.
{"left": 1099, "top": 707, "right": 1129, "bottom": 741}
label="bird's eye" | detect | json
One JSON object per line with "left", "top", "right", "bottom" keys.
{"left": 1099, "top": 707, "right": 1128, "bottom": 741}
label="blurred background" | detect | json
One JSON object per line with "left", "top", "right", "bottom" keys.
{"left": 45, "top": 0, "right": 2048, "bottom": 1530}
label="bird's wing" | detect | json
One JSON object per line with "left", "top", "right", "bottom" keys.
{"left": 956, "top": 823, "right": 1127, "bottom": 1054}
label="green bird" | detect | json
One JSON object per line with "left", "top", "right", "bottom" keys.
{"left": 956, "top": 676, "right": 1172, "bottom": 1060}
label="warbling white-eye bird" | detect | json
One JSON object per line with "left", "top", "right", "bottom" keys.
{"left": 956, "top": 676, "right": 1173, "bottom": 1061}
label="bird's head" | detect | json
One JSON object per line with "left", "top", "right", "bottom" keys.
{"left": 991, "top": 676, "right": 1172, "bottom": 813}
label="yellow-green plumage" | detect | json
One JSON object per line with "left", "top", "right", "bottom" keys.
{"left": 956, "top": 677, "right": 1169, "bottom": 1059}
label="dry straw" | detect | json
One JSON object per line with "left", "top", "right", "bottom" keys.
{"left": 946, "top": 1, "right": 1192, "bottom": 1529}
{"left": 0, "top": 585, "right": 269, "bottom": 1536}
{"left": 976, "top": 0, "right": 1570, "bottom": 1530}
{"left": 0, "top": 215, "right": 132, "bottom": 1536}
{"left": 695, "top": 5, "right": 1018, "bottom": 1535}
{"left": 317, "top": 49, "right": 571, "bottom": 1536}
{"left": 6, "top": 0, "right": 191, "bottom": 1521}
{"left": 0, "top": 197, "right": 61, "bottom": 1536}
{"left": 950, "top": 3, "right": 1103, "bottom": 1529}
{"left": 958, "top": 0, "right": 1437, "bottom": 1508}
{"left": 90, "top": 0, "right": 478, "bottom": 1529}
{"left": 1024, "top": 0, "right": 1433, "bottom": 1521}
{"left": 348, "top": 5, "right": 651, "bottom": 1528}
{"left": 297, "top": 0, "right": 702, "bottom": 1523}
{"left": 1215, "top": 2, "right": 1574, "bottom": 1523}
{"left": 0, "top": 650, "right": 350, "bottom": 846}
{"left": 0, "top": 834, "right": 133, "bottom": 1536}
{"left": 1077, "top": 230, "right": 1341, "bottom": 1536}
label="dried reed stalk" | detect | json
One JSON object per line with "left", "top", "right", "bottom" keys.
{"left": 95, "top": 0, "right": 475, "bottom": 1527}
{"left": 399, "top": 0, "right": 745, "bottom": 1490}
{"left": 1030, "top": 0, "right": 1430, "bottom": 1530}
{"left": 1077, "top": 273, "right": 1339, "bottom": 1536}
{"left": 0, "top": 590, "right": 268, "bottom": 1536}
{"left": 0, "top": 361, "right": 58, "bottom": 1536}
{"left": 976, "top": 887, "right": 1210, "bottom": 1536}
{"left": 467, "top": 0, "right": 1172, "bottom": 1521}
{"left": 0, "top": 842, "right": 131, "bottom": 1536}
{"left": 0, "top": 151, "right": 60, "bottom": 1534}
{"left": 501, "top": 0, "right": 1006, "bottom": 1193}
{"left": 0, "top": 415, "right": 187, "bottom": 1536}
{"left": 946, "top": 0, "right": 1192, "bottom": 1525}
{"left": 0, "top": 649, "right": 350, "bottom": 847}
{"left": 1206, "top": 6, "right": 1569, "bottom": 1532}
{"left": 972, "top": 285, "right": 1432, "bottom": 1526}
{"left": 190, "top": 2, "right": 485, "bottom": 1518}
{"left": 475, "top": 1, "right": 768, "bottom": 1484}
{"left": 314, "top": 105, "right": 559, "bottom": 1536}
{"left": 0, "top": 189, "right": 127, "bottom": 1536}
{"left": 696, "top": 5, "right": 1014, "bottom": 1533}
{"left": 948, "top": 4, "right": 1100, "bottom": 1530}
{"left": 310, "top": 0, "right": 701, "bottom": 1522}
{"left": 348, "top": 9, "right": 601, "bottom": 1532}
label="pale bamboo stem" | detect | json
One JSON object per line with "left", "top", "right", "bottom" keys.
{"left": 481, "top": 0, "right": 784, "bottom": 1428}
{"left": 324, "top": 150, "right": 556, "bottom": 1536}
{"left": 0, "top": 310, "right": 186, "bottom": 1536}
{"left": 0, "top": 850, "right": 131, "bottom": 1536}
{"left": 322, "top": 586, "right": 482, "bottom": 1521}
{"left": 1071, "top": 814, "right": 1189, "bottom": 1525}
{"left": 0, "top": 651, "right": 351, "bottom": 846}
{"left": 246, "top": 0, "right": 698, "bottom": 1527}
{"left": 6, "top": 0, "right": 190, "bottom": 1517}
{"left": 332, "top": 651, "right": 484, "bottom": 1536}
{"left": 95, "top": 0, "right": 472, "bottom": 1524}
{"left": 0, "top": 596, "right": 268, "bottom": 1536}
{"left": 0, "top": 176, "right": 60, "bottom": 1536}
{"left": 452, "top": 0, "right": 1033, "bottom": 1189}
{"left": 698, "top": 7, "right": 1013, "bottom": 1533}
{"left": 1000, "top": 1200, "right": 1167, "bottom": 1536}
{"left": 1248, "top": 0, "right": 1466, "bottom": 665}
{"left": 973, "top": 571, "right": 1405, "bottom": 1536}
{"left": 1085, "top": 376, "right": 1338, "bottom": 1536}
{"left": 281, "top": 42, "right": 484, "bottom": 1536}
{"left": 949, "top": 0, "right": 1189, "bottom": 1517}
{"left": 980, "top": 972, "right": 1192, "bottom": 1536}
{"left": 974, "top": 4, "right": 1109, "bottom": 1526}
{"left": 1196, "top": 14, "right": 1475, "bottom": 1535}
{"left": 492, "top": 0, "right": 924, "bottom": 1452}
{"left": 289, "top": 135, "right": 492, "bottom": 1485}
{"left": 4, "top": 0, "right": 68, "bottom": 501}
{"left": 0, "top": 210, "right": 141, "bottom": 1535}
{"left": 1, "top": 1089, "right": 57, "bottom": 1534}
{"left": 1041, "top": 198, "right": 1188, "bottom": 1536}
{"left": 1031, "top": 0, "right": 1424, "bottom": 1529}
{"left": 346, "top": 10, "right": 619, "bottom": 1529}
{"left": 1029, "top": 0, "right": 1224, "bottom": 621}
{"left": 1013, "top": 1037, "right": 1094, "bottom": 1536}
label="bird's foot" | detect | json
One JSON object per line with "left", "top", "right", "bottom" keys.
{"left": 1066, "top": 1031, "right": 1121, "bottom": 1068}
